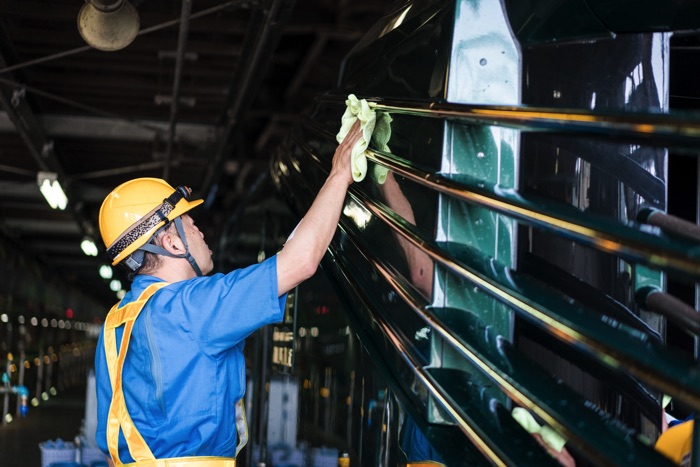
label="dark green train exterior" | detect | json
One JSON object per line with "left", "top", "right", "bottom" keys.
{"left": 245, "top": 1, "right": 700, "bottom": 465}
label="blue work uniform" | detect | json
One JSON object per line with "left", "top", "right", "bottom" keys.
{"left": 95, "top": 256, "right": 285, "bottom": 463}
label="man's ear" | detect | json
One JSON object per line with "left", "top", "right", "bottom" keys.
{"left": 161, "top": 231, "right": 185, "bottom": 254}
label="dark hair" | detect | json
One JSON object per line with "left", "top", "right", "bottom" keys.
{"left": 126, "top": 221, "right": 180, "bottom": 280}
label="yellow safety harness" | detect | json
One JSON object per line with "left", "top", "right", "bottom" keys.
{"left": 103, "top": 282, "right": 238, "bottom": 467}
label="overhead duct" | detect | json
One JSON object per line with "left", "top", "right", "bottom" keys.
{"left": 77, "top": 0, "right": 140, "bottom": 51}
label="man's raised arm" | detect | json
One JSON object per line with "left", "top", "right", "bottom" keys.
{"left": 276, "top": 121, "right": 362, "bottom": 295}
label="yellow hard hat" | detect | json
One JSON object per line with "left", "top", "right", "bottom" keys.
{"left": 98, "top": 178, "right": 203, "bottom": 266}
{"left": 656, "top": 420, "right": 693, "bottom": 465}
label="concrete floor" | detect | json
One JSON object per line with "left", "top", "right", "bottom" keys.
{"left": 0, "top": 382, "right": 92, "bottom": 467}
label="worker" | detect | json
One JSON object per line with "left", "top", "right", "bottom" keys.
{"left": 94, "top": 122, "right": 362, "bottom": 466}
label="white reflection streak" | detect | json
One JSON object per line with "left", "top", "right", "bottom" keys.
{"left": 343, "top": 200, "right": 372, "bottom": 229}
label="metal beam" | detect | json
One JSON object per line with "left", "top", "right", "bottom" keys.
{"left": 164, "top": 0, "right": 193, "bottom": 179}
{"left": 1, "top": 219, "right": 82, "bottom": 235}
{"left": 0, "top": 112, "right": 217, "bottom": 143}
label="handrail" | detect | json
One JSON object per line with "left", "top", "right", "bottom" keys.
{"left": 300, "top": 119, "right": 700, "bottom": 280}
{"left": 290, "top": 129, "right": 700, "bottom": 411}
{"left": 637, "top": 286, "right": 700, "bottom": 336}
{"left": 316, "top": 94, "right": 700, "bottom": 148}
{"left": 638, "top": 207, "right": 700, "bottom": 243}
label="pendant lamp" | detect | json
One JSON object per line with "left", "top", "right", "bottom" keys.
{"left": 77, "top": 0, "right": 140, "bottom": 51}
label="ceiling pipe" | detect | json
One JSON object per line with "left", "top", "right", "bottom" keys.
{"left": 163, "top": 0, "right": 193, "bottom": 180}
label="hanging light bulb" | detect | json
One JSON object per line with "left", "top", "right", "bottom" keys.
{"left": 99, "top": 265, "right": 113, "bottom": 280}
{"left": 110, "top": 279, "right": 122, "bottom": 292}
{"left": 80, "top": 237, "right": 99, "bottom": 257}
{"left": 77, "top": 0, "right": 140, "bottom": 52}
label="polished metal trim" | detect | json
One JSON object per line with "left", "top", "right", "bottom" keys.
{"left": 334, "top": 219, "right": 666, "bottom": 466}
{"left": 288, "top": 129, "right": 700, "bottom": 410}
{"left": 316, "top": 95, "right": 700, "bottom": 146}
{"left": 300, "top": 119, "right": 700, "bottom": 279}
{"left": 350, "top": 186, "right": 700, "bottom": 408}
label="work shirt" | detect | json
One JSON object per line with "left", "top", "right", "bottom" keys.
{"left": 94, "top": 256, "right": 285, "bottom": 462}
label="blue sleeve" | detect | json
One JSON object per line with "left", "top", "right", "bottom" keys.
{"left": 161, "top": 255, "right": 286, "bottom": 355}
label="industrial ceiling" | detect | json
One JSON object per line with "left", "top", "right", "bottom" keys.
{"left": 0, "top": 0, "right": 393, "bottom": 311}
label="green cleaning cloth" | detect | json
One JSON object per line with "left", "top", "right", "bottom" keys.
{"left": 512, "top": 407, "right": 568, "bottom": 453}
{"left": 336, "top": 94, "right": 391, "bottom": 184}
{"left": 663, "top": 394, "right": 672, "bottom": 409}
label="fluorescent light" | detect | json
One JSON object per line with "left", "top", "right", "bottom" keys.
{"left": 80, "top": 238, "right": 98, "bottom": 256}
{"left": 109, "top": 279, "right": 122, "bottom": 292}
{"left": 99, "top": 265, "right": 113, "bottom": 279}
{"left": 37, "top": 172, "right": 68, "bottom": 210}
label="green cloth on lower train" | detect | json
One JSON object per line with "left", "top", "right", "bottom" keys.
{"left": 336, "top": 94, "right": 391, "bottom": 184}
{"left": 512, "top": 407, "right": 567, "bottom": 453}
{"left": 663, "top": 394, "right": 672, "bottom": 409}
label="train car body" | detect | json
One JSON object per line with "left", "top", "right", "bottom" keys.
{"left": 248, "top": 0, "right": 700, "bottom": 465}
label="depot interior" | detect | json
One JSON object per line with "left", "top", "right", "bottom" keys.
{"left": 0, "top": 1, "right": 700, "bottom": 467}
{"left": 0, "top": 1, "right": 392, "bottom": 465}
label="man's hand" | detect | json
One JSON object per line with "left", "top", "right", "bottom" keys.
{"left": 532, "top": 434, "right": 576, "bottom": 467}
{"left": 330, "top": 120, "right": 362, "bottom": 186}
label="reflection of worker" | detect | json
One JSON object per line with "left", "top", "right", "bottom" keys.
{"left": 379, "top": 170, "right": 578, "bottom": 466}
{"left": 531, "top": 431, "right": 576, "bottom": 467}
{"left": 399, "top": 412, "right": 445, "bottom": 466}
{"left": 94, "top": 123, "right": 362, "bottom": 465}
{"left": 656, "top": 398, "right": 694, "bottom": 465}
{"left": 376, "top": 172, "right": 441, "bottom": 465}
{"left": 377, "top": 171, "right": 433, "bottom": 299}
{"left": 511, "top": 407, "right": 575, "bottom": 466}
{"left": 656, "top": 419, "right": 693, "bottom": 465}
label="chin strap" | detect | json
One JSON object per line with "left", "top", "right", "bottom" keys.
{"left": 126, "top": 217, "right": 204, "bottom": 277}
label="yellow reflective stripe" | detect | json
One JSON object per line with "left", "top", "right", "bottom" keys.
{"left": 104, "top": 283, "right": 168, "bottom": 464}
{"left": 106, "top": 313, "right": 141, "bottom": 462}
{"left": 105, "top": 319, "right": 128, "bottom": 463}
{"left": 106, "top": 283, "right": 169, "bottom": 330}
{"left": 107, "top": 318, "right": 154, "bottom": 462}
{"left": 123, "top": 456, "right": 236, "bottom": 467}
{"left": 234, "top": 400, "right": 248, "bottom": 457}
{"left": 103, "top": 309, "right": 120, "bottom": 406}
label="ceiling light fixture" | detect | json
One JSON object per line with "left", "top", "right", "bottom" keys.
{"left": 77, "top": 0, "right": 140, "bottom": 52}
{"left": 99, "top": 265, "right": 113, "bottom": 280}
{"left": 37, "top": 172, "right": 68, "bottom": 210}
{"left": 81, "top": 238, "right": 99, "bottom": 257}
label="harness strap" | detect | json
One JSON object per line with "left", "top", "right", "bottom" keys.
{"left": 234, "top": 399, "right": 247, "bottom": 456}
{"left": 122, "top": 456, "right": 236, "bottom": 467}
{"left": 104, "top": 283, "right": 169, "bottom": 464}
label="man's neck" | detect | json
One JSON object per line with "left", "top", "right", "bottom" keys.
{"left": 151, "top": 258, "right": 197, "bottom": 283}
